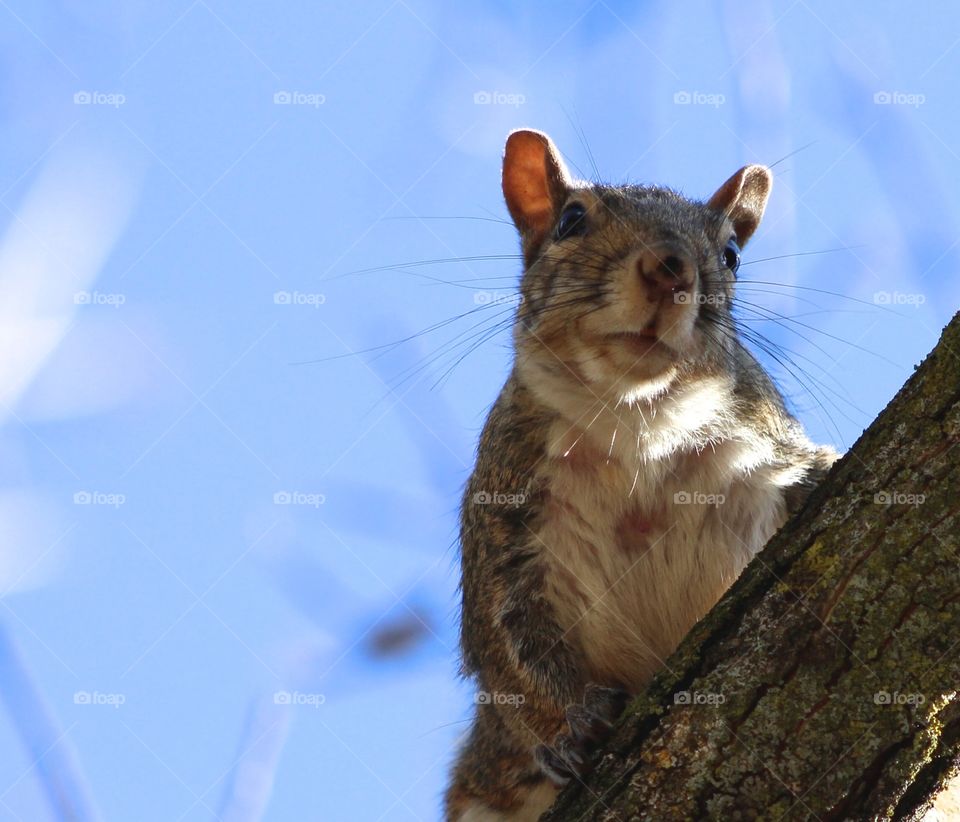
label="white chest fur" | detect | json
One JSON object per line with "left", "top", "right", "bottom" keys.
{"left": 529, "top": 382, "right": 790, "bottom": 692}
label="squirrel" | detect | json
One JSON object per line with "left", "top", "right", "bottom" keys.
{"left": 443, "top": 129, "right": 840, "bottom": 821}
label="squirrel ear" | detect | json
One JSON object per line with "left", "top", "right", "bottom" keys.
{"left": 707, "top": 165, "right": 772, "bottom": 246}
{"left": 502, "top": 129, "right": 572, "bottom": 251}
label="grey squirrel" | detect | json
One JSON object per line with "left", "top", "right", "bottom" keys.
{"left": 443, "top": 129, "right": 839, "bottom": 821}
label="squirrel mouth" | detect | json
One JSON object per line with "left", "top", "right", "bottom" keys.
{"left": 607, "top": 327, "right": 666, "bottom": 356}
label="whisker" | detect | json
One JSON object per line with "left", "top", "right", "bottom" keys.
{"left": 384, "top": 289, "right": 610, "bottom": 396}
{"left": 430, "top": 294, "right": 612, "bottom": 387}
{"left": 734, "top": 299, "right": 901, "bottom": 368}
{"left": 565, "top": 107, "right": 602, "bottom": 183}
{"left": 738, "top": 247, "right": 864, "bottom": 268}
{"left": 380, "top": 215, "right": 514, "bottom": 227}
{"left": 706, "top": 309, "right": 861, "bottom": 405}
{"left": 293, "top": 299, "right": 519, "bottom": 365}
{"left": 738, "top": 315, "right": 864, "bottom": 420}
{"left": 742, "top": 308, "right": 874, "bottom": 322}
{"left": 767, "top": 141, "right": 818, "bottom": 170}
{"left": 331, "top": 254, "right": 525, "bottom": 280}
{"left": 699, "top": 316, "right": 849, "bottom": 444}
{"left": 736, "top": 278, "right": 900, "bottom": 314}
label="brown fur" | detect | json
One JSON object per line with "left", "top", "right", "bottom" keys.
{"left": 444, "top": 131, "right": 838, "bottom": 820}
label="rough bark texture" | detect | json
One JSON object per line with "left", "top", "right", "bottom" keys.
{"left": 544, "top": 312, "right": 960, "bottom": 821}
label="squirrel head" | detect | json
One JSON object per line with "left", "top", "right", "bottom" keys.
{"left": 502, "top": 128, "right": 772, "bottom": 402}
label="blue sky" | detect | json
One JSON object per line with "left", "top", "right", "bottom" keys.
{"left": 1, "top": 1, "right": 959, "bottom": 820}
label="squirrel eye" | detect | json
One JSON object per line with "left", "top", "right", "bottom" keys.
{"left": 555, "top": 203, "right": 587, "bottom": 240}
{"left": 722, "top": 238, "right": 741, "bottom": 275}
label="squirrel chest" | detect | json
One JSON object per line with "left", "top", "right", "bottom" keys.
{"left": 532, "top": 414, "right": 787, "bottom": 693}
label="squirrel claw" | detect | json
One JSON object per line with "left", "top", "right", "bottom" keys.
{"left": 535, "top": 684, "right": 630, "bottom": 786}
{"left": 582, "top": 684, "right": 629, "bottom": 726}
{"left": 535, "top": 742, "right": 574, "bottom": 786}
{"left": 565, "top": 703, "right": 612, "bottom": 746}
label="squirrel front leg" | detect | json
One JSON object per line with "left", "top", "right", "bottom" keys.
{"left": 446, "top": 534, "right": 576, "bottom": 820}
{"left": 491, "top": 567, "right": 628, "bottom": 784}
{"left": 446, "top": 383, "right": 628, "bottom": 820}
{"left": 447, "top": 505, "right": 626, "bottom": 820}
{"left": 480, "top": 543, "right": 585, "bottom": 744}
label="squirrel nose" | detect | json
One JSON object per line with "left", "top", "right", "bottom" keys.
{"left": 637, "top": 244, "right": 695, "bottom": 301}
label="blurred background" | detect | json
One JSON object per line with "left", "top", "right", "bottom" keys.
{"left": 0, "top": 1, "right": 958, "bottom": 820}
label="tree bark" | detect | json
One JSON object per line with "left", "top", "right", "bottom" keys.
{"left": 544, "top": 312, "right": 960, "bottom": 821}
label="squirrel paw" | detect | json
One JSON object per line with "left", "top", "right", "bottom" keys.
{"left": 534, "top": 684, "right": 629, "bottom": 786}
